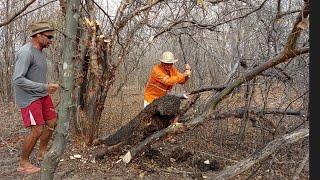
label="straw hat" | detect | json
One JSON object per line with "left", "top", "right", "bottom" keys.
{"left": 159, "top": 51, "right": 178, "bottom": 63}
{"left": 29, "top": 21, "right": 54, "bottom": 37}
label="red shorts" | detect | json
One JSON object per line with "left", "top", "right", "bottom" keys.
{"left": 20, "top": 95, "right": 57, "bottom": 128}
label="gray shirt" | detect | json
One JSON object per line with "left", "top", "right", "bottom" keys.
{"left": 13, "top": 42, "right": 48, "bottom": 108}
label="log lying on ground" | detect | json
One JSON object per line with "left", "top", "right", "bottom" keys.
{"left": 93, "top": 95, "right": 183, "bottom": 147}
{"left": 121, "top": 121, "right": 191, "bottom": 163}
{"left": 211, "top": 128, "right": 309, "bottom": 180}
{"left": 93, "top": 94, "right": 200, "bottom": 159}
{"left": 93, "top": 94, "right": 200, "bottom": 147}
{"left": 94, "top": 142, "right": 124, "bottom": 160}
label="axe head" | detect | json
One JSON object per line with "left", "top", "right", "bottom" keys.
{"left": 167, "top": 91, "right": 189, "bottom": 99}
{"left": 175, "top": 93, "right": 189, "bottom": 99}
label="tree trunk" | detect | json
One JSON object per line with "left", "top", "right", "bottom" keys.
{"left": 70, "top": 1, "right": 93, "bottom": 137}
{"left": 2, "top": 0, "right": 14, "bottom": 103}
{"left": 71, "top": 12, "right": 114, "bottom": 145}
{"left": 40, "top": 0, "right": 80, "bottom": 179}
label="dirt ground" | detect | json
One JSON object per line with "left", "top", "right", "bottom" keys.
{"left": 0, "top": 83, "right": 309, "bottom": 179}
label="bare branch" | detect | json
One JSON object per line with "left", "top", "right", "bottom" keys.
{"left": 14, "top": 0, "right": 59, "bottom": 22}
{"left": 0, "top": 0, "right": 36, "bottom": 27}
{"left": 152, "top": 0, "right": 269, "bottom": 38}
{"left": 90, "top": 0, "right": 115, "bottom": 28}
{"left": 189, "top": 85, "right": 227, "bottom": 94}
{"left": 211, "top": 128, "right": 309, "bottom": 179}
{"left": 209, "top": 107, "right": 306, "bottom": 120}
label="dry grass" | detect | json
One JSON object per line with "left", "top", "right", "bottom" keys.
{"left": 0, "top": 82, "right": 309, "bottom": 179}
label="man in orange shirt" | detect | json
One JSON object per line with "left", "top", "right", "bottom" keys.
{"left": 144, "top": 51, "right": 191, "bottom": 108}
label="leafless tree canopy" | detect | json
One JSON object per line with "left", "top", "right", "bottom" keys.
{"left": 0, "top": 0, "right": 309, "bottom": 179}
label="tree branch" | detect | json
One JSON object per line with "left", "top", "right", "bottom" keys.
{"left": 15, "top": 0, "right": 59, "bottom": 22}
{"left": 209, "top": 107, "right": 305, "bottom": 119}
{"left": 121, "top": 45, "right": 308, "bottom": 163}
{"left": 0, "top": 0, "right": 36, "bottom": 27}
{"left": 152, "top": 0, "right": 268, "bottom": 38}
{"left": 189, "top": 85, "right": 227, "bottom": 95}
{"left": 211, "top": 128, "right": 309, "bottom": 179}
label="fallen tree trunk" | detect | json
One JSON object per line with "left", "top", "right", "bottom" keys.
{"left": 93, "top": 94, "right": 200, "bottom": 147}
{"left": 122, "top": 122, "right": 189, "bottom": 163}
{"left": 93, "top": 95, "right": 183, "bottom": 146}
{"left": 93, "top": 94, "right": 200, "bottom": 159}
{"left": 210, "top": 128, "right": 309, "bottom": 180}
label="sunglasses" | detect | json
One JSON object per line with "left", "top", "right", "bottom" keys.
{"left": 41, "top": 34, "right": 54, "bottom": 40}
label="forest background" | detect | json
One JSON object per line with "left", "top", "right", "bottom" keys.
{"left": 0, "top": 0, "right": 310, "bottom": 179}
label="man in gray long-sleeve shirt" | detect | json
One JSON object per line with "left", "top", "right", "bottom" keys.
{"left": 13, "top": 21, "right": 59, "bottom": 174}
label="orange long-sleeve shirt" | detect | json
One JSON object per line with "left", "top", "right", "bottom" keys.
{"left": 144, "top": 64, "right": 188, "bottom": 103}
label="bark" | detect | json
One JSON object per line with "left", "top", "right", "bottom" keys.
{"left": 72, "top": 1, "right": 117, "bottom": 144}
{"left": 122, "top": 121, "right": 189, "bottom": 163}
{"left": 69, "top": 1, "right": 97, "bottom": 138}
{"left": 2, "top": 0, "right": 14, "bottom": 103}
{"left": 71, "top": 8, "right": 114, "bottom": 144}
{"left": 93, "top": 95, "right": 184, "bottom": 147}
{"left": 93, "top": 95, "right": 200, "bottom": 159}
{"left": 70, "top": 23, "right": 90, "bottom": 135}
{"left": 84, "top": 19, "right": 103, "bottom": 145}
{"left": 210, "top": 128, "right": 309, "bottom": 180}
{"left": 41, "top": 0, "right": 80, "bottom": 179}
